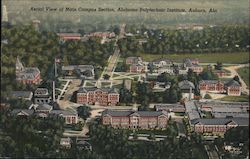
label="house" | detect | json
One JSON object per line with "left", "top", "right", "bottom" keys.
{"left": 16, "top": 57, "right": 41, "bottom": 85}
{"left": 57, "top": 33, "right": 81, "bottom": 41}
{"left": 199, "top": 80, "right": 241, "bottom": 96}
{"left": 152, "top": 58, "right": 173, "bottom": 68}
{"left": 190, "top": 118, "right": 249, "bottom": 134}
{"left": 213, "top": 70, "right": 231, "bottom": 78}
{"left": 30, "top": 103, "right": 53, "bottom": 113}
{"left": 129, "top": 64, "right": 145, "bottom": 73}
{"left": 33, "top": 88, "right": 52, "bottom": 104}
{"left": 77, "top": 87, "right": 119, "bottom": 106}
{"left": 62, "top": 65, "right": 95, "bottom": 79}
{"left": 102, "top": 110, "right": 168, "bottom": 129}
{"left": 154, "top": 104, "right": 186, "bottom": 113}
{"left": 178, "top": 80, "right": 195, "bottom": 100}
{"left": 50, "top": 110, "right": 78, "bottom": 124}
{"left": 10, "top": 91, "right": 33, "bottom": 100}
{"left": 60, "top": 138, "right": 72, "bottom": 148}
{"left": 11, "top": 109, "right": 34, "bottom": 117}
{"left": 183, "top": 58, "right": 203, "bottom": 74}
{"left": 126, "top": 57, "right": 143, "bottom": 65}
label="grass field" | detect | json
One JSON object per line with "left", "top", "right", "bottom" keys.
{"left": 219, "top": 95, "right": 249, "bottom": 102}
{"left": 138, "top": 52, "right": 249, "bottom": 64}
{"left": 237, "top": 67, "right": 249, "bottom": 88}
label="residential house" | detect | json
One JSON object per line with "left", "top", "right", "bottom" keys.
{"left": 178, "top": 80, "right": 195, "bottom": 100}
{"left": 16, "top": 57, "right": 41, "bottom": 85}
{"left": 152, "top": 58, "right": 173, "bottom": 68}
{"left": 10, "top": 91, "right": 33, "bottom": 101}
{"left": 62, "top": 65, "right": 95, "bottom": 79}
{"left": 77, "top": 87, "right": 119, "bottom": 106}
{"left": 102, "top": 110, "right": 168, "bottom": 129}
{"left": 11, "top": 109, "right": 34, "bottom": 117}
{"left": 183, "top": 58, "right": 203, "bottom": 74}
{"left": 50, "top": 110, "right": 78, "bottom": 124}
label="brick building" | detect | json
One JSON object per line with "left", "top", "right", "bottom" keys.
{"left": 190, "top": 118, "right": 249, "bottom": 134}
{"left": 102, "top": 110, "right": 168, "bottom": 129}
{"left": 16, "top": 57, "right": 41, "bottom": 85}
{"left": 129, "top": 64, "right": 145, "bottom": 73}
{"left": 199, "top": 80, "right": 241, "bottom": 96}
{"left": 76, "top": 87, "right": 119, "bottom": 106}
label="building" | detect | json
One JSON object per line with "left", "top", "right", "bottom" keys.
{"left": 76, "top": 140, "right": 92, "bottom": 151}
{"left": 183, "top": 58, "right": 203, "bottom": 74}
{"left": 11, "top": 109, "right": 34, "bottom": 117}
{"left": 102, "top": 110, "right": 168, "bottom": 129}
{"left": 86, "top": 32, "right": 115, "bottom": 38}
{"left": 190, "top": 118, "right": 249, "bottom": 134}
{"left": 62, "top": 65, "right": 95, "bottom": 79}
{"left": 16, "top": 57, "right": 41, "bottom": 85}
{"left": 129, "top": 64, "right": 145, "bottom": 73}
{"left": 76, "top": 87, "right": 119, "bottom": 106}
{"left": 30, "top": 103, "right": 53, "bottom": 114}
{"left": 154, "top": 103, "right": 185, "bottom": 113}
{"left": 33, "top": 88, "right": 52, "bottom": 104}
{"left": 57, "top": 33, "right": 81, "bottom": 41}
{"left": 178, "top": 80, "right": 195, "bottom": 100}
{"left": 199, "top": 80, "right": 241, "bottom": 96}
{"left": 50, "top": 110, "right": 78, "bottom": 124}
{"left": 213, "top": 70, "right": 231, "bottom": 78}
{"left": 60, "top": 138, "right": 72, "bottom": 148}
{"left": 126, "top": 57, "right": 143, "bottom": 65}
{"left": 152, "top": 58, "right": 173, "bottom": 68}
{"left": 10, "top": 91, "right": 33, "bottom": 101}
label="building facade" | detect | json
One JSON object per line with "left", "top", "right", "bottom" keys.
{"left": 16, "top": 57, "right": 41, "bottom": 85}
{"left": 102, "top": 110, "right": 168, "bottom": 129}
{"left": 34, "top": 88, "right": 52, "bottom": 104}
{"left": 199, "top": 80, "right": 241, "bottom": 96}
{"left": 77, "top": 87, "right": 119, "bottom": 106}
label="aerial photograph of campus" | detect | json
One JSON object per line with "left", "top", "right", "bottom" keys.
{"left": 0, "top": 0, "right": 249, "bottom": 158}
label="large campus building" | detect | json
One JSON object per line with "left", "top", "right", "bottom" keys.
{"left": 102, "top": 110, "right": 168, "bottom": 129}
{"left": 199, "top": 80, "right": 241, "bottom": 96}
{"left": 76, "top": 87, "right": 119, "bottom": 106}
{"left": 16, "top": 57, "right": 41, "bottom": 85}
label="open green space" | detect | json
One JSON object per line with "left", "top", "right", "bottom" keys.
{"left": 237, "top": 67, "right": 249, "bottom": 88}
{"left": 219, "top": 95, "right": 249, "bottom": 102}
{"left": 139, "top": 52, "right": 249, "bottom": 64}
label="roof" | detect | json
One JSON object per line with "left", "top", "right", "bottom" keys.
{"left": 178, "top": 80, "right": 195, "bottom": 89}
{"left": 50, "top": 110, "right": 77, "bottom": 116}
{"left": 57, "top": 33, "right": 81, "bottom": 37}
{"left": 35, "top": 104, "right": 53, "bottom": 111}
{"left": 154, "top": 103, "right": 184, "bottom": 109}
{"left": 11, "top": 109, "right": 34, "bottom": 116}
{"left": 62, "top": 65, "right": 94, "bottom": 71}
{"left": 199, "top": 80, "right": 225, "bottom": 85}
{"left": 34, "top": 88, "right": 50, "bottom": 96}
{"left": 191, "top": 118, "right": 249, "bottom": 126}
{"left": 102, "top": 110, "right": 167, "bottom": 117}
{"left": 16, "top": 67, "right": 40, "bottom": 80}
{"left": 225, "top": 80, "right": 241, "bottom": 87}
{"left": 11, "top": 91, "right": 33, "bottom": 99}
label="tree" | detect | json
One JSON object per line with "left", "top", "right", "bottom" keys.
{"left": 204, "top": 94, "right": 212, "bottom": 99}
{"left": 77, "top": 105, "right": 91, "bottom": 120}
{"left": 214, "top": 62, "right": 223, "bottom": 70}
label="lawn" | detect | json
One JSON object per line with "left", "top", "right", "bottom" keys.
{"left": 237, "top": 67, "right": 249, "bottom": 88}
{"left": 219, "top": 95, "right": 249, "bottom": 102}
{"left": 138, "top": 52, "right": 249, "bottom": 64}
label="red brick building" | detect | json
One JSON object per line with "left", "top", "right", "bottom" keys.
{"left": 16, "top": 57, "right": 41, "bottom": 85}
{"left": 129, "top": 64, "right": 145, "bottom": 73}
{"left": 102, "top": 110, "right": 168, "bottom": 129}
{"left": 199, "top": 80, "right": 241, "bottom": 96}
{"left": 213, "top": 70, "right": 231, "bottom": 78}
{"left": 77, "top": 87, "right": 119, "bottom": 106}
{"left": 191, "top": 118, "right": 248, "bottom": 134}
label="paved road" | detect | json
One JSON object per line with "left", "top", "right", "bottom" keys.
{"left": 224, "top": 64, "right": 249, "bottom": 95}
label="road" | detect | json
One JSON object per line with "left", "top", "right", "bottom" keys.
{"left": 224, "top": 64, "right": 249, "bottom": 95}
